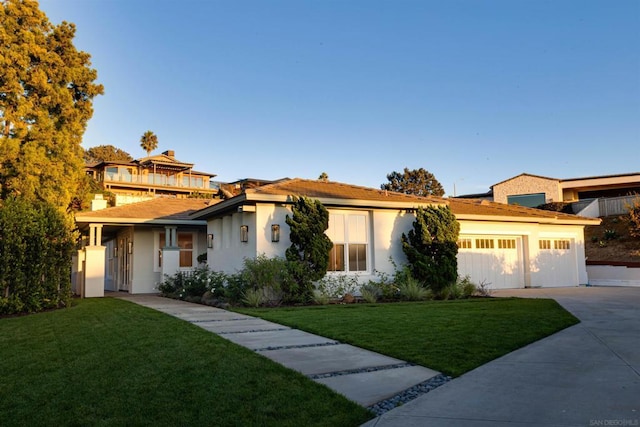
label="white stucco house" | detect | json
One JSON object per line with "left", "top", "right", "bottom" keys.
{"left": 74, "top": 178, "right": 601, "bottom": 296}
{"left": 191, "top": 178, "right": 601, "bottom": 290}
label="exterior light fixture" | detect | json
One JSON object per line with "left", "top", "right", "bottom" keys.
{"left": 240, "top": 225, "right": 249, "bottom": 242}
{"left": 271, "top": 224, "right": 280, "bottom": 242}
{"left": 207, "top": 233, "right": 214, "bottom": 248}
{"left": 127, "top": 241, "right": 133, "bottom": 254}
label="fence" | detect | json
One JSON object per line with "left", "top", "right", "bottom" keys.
{"left": 574, "top": 195, "right": 639, "bottom": 217}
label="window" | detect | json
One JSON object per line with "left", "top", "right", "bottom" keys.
{"left": 498, "top": 239, "right": 516, "bottom": 249}
{"left": 326, "top": 212, "right": 368, "bottom": 272}
{"left": 554, "top": 239, "right": 571, "bottom": 250}
{"left": 158, "top": 232, "right": 195, "bottom": 269}
{"left": 507, "top": 193, "right": 546, "bottom": 208}
{"left": 475, "top": 238, "right": 494, "bottom": 249}
{"left": 539, "top": 239, "right": 551, "bottom": 250}
{"left": 457, "top": 239, "right": 472, "bottom": 249}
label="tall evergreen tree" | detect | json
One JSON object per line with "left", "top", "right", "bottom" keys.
{"left": 0, "top": 0, "right": 104, "bottom": 209}
{"left": 285, "top": 196, "right": 333, "bottom": 282}
{"left": 402, "top": 205, "right": 460, "bottom": 294}
{"left": 140, "top": 130, "right": 158, "bottom": 157}
{"left": 382, "top": 168, "right": 445, "bottom": 197}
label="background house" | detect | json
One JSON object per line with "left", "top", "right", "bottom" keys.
{"left": 86, "top": 150, "right": 220, "bottom": 206}
{"left": 457, "top": 172, "right": 640, "bottom": 216}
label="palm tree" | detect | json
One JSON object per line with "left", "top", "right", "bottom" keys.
{"left": 140, "top": 130, "right": 158, "bottom": 157}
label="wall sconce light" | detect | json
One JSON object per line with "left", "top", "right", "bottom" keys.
{"left": 240, "top": 225, "right": 249, "bottom": 242}
{"left": 113, "top": 246, "right": 118, "bottom": 258}
{"left": 127, "top": 241, "right": 133, "bottom": 254}
{"left": 271, "top": 224, "right": 280, "bottom": 242}
{"left": 207, "top": 233, "right": 214, "bottom": 248}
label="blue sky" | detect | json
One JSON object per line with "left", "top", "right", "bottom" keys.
{"left": 39, "top": 0, "right": 639, "bottom": 196}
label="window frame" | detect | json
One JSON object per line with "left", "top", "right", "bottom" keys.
{"left": 326, "top": 210, "right": 370, "bottom": 274}
{"left": 154, "top": 230, "right": 198, "bottom": 272}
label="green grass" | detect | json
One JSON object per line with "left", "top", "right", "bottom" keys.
{"left": 0, "top": 298, "right": 372, "bottom": 427}
{"left": 237, "top": 298, "right": 579, "bottom": 377}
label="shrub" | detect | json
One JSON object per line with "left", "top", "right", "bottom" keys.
{"left": 312, "top": 289, "right": 330, "bottom": 305}
{"left": 359, "top": 284, "right": 380, "bottom": 303}
{"left": 158, "top": 265, "right": 226, "bottom": 300}
{"left": 315, "top": 274, "right": 360, "bottom": 300}
{"left": 242, "top": 288, "right": 264, "bottom": 308}
{"left": 401, "top": 206, "right": 460, "bottom": 294}
{"left": 0, "top": 197, "right": 74, "bottom": 315}
{"left": 603, "top": 229, "right": 619, "bottom": 240}
{"left": 397, "top": 276, "right": 432, "bottom": 301}
{"left": 627, "top": 197, "right": 640, "bottom": 238}
{"left": 285, "top": 196, "right": 333, "bottom": 300}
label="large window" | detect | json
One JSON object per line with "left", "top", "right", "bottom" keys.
{"left": 507, "top": 193, "right": 545, "bottom": 208}
{"left": 326, "top": 212, "right": 369, "bottom": 273}
{"left": 158, "top": 232, "right": 195, "bottom": 269}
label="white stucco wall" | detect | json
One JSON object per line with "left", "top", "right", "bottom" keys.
{"left": 493, "top": 175, "right": 562, "bottom": 204}
{"left": 208, "top": 211, "right": 257, "bottom": 273}
{"left": 205, "top": 203, "right": 589, "bottom": 289}
{"left": 587, "top": 265, "right": 640, "bottom": 287}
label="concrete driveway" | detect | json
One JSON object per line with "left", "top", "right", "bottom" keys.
{"left": 364, "top": 287, "right": 640, "bottom": 427}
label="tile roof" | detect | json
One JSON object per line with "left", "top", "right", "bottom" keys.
{"left": 447, "top": 198, "right": 598, "bottom": 222}
{"left": 75, "top": 198, "right": 219, "bottom": 222}
{"left": 246, "top": 178, "right": 443, "bottom": 204}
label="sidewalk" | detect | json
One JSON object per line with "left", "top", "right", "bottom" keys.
{"left": 115, "top": 294, "right": 441, "bottom": 408}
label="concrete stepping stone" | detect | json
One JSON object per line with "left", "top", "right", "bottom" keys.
{"left": 316, "top": 365, "right": 440, "bottom": 406}
{"left": 197, "top": 318, "right": 288, "bottom": 334}
{"left": 259, "top": 344, "right": 405, "bottom": 376}
{"left": 221, "top": 329, "right": 337, "bottom": 350}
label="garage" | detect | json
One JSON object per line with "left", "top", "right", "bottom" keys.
{"left": 533, "top": 238, "right": 578, "bottom": 287}
{"left": 457, "top": 235, "right": 525, "bottom": 289}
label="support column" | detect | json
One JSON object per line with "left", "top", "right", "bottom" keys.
{"left": 84, "top": 224, "right": 106, "bottom": 298}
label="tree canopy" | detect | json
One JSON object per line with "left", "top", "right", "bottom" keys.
{"left": 84, "top": 145, "right": 133, "bottom": 163}
{"left": 382, "top": 168, "right": 445, "bottom": 197}
{"left": 0, "top": 0, "right": 104, "bottom": 209}
{"left": 140, "top": 130, "right": 158, "bottom": 157}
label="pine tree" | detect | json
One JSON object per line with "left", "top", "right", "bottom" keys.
{"left": 0, "top": 0, "right": 104, "bottom": 209}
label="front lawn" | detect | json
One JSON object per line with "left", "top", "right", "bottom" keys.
{"left": 0, "top": 298, "right": 372, "bottom": 427}
{"left": 237, "top": 298, "right": 579, "bottom": 377}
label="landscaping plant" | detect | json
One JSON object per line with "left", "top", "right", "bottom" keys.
{"left": 402, "top": 205, "right": 460, "bottom": 296}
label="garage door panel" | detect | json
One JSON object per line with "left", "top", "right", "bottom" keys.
{"left": 457, "top": 235, "right": 524, "bottom": 290}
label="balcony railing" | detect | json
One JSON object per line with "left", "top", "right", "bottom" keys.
{"left": 104, "top": 173, "right": 216, "bottom": 191}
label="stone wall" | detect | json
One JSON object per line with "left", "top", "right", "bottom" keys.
{"left": 493, "top": 175, "right": 561, "bottom": 204}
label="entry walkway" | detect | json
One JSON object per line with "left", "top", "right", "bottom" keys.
{"left": 364, "top": 287, "right": 640, "bottom": 426}
{"left": 115, "top": 294, "right": 440, "bottom": 408}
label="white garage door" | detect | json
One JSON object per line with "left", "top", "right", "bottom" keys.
{"left": 457, "top": 235, "right": 524, "bottom": 289}
{"left": 535, "top": 238, "right": 578, "bottom": 287}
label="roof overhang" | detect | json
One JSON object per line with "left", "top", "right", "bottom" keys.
{"left": 191, "top": 193, "right": 446, "bottom": 220}
{"left": 455, "top": 213, "right": 601, "bottom": 226}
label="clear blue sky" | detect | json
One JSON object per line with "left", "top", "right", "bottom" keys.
{"left": 39, "top": 0, "right": 639, "bottom": 196}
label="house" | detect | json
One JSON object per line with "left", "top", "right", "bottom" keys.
{"left": 74, "top": 197, "right": 217, "bottom": 297}
{"left": 191, "top": 178, "right": 601, "bottom": 290}
{"left": 85, "top": 150, "right": 220, "bottom": 206}
{"left": 457, "top": 172, "right": 640, "bottom": 209}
